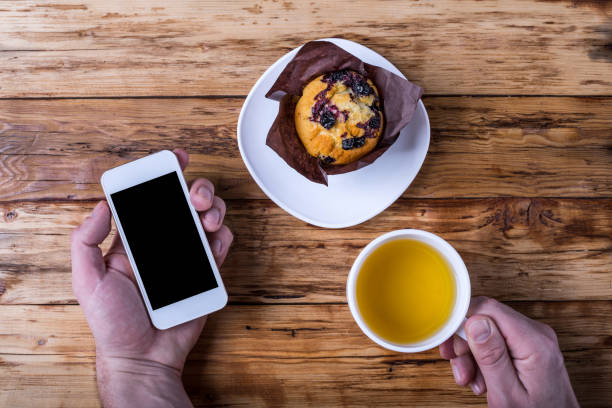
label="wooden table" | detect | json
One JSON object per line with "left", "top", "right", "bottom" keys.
{"left": 1, "top": 1, "right": 611, "bottom": 406}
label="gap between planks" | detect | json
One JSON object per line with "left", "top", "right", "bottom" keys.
{"left": 1, "top": 95, "right": 612, "bottom": 101}
{"left": 1, "top": 196, "right": 612, "bottom": 204}
{"left": 5, "top": 300, "right": 612, "bottom": 307}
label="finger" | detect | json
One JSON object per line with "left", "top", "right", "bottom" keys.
{"left": 468, "top": 295, "right": 489, "bottom": 313}
{"left": 104, "top": 234, "right": 134, "bottom": 281}
{"left": 207, "top": 225, "right": 233, "bottom": 267}
{"left": 105, "top": 252, "right": 134, "bottom": 282}
{"left": 439, "top": 337, "right": 456, "bottom": 360}
{"left": 468, "top": 296, "right": 547, "bottom": 358}
{"left": 450, "top": 354, "right": 477, "bottom": 387}
{"left": 106, "top": 232, "right": 126, "bottom": 256}
{"left": 200, "top": 196, "right": 227, "bottom": 232}
{"left": 453, "top": 335, "right": 470, "bottom": 356}
{"left": 173, "top": 149, "right": 189, "bottom": 171}
{"left": 466, "top": 315, "right": 523, "bottom": 395}
{"left": 70, "top": 201, "right": 111, "bottom": 300}
{"left": 470, "top": 367, "right": 487, "bottom": 396}
{"left": 189, "top": 178, "right": 215, "bottom": 212}
{"left": 469, "top": 297, "right": 565, "bottom": 397}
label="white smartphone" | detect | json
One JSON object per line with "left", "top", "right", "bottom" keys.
{"left": 101, "top": 150, "right": 228, "bottom": 329}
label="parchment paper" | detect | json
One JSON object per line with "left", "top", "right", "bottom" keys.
{"left": 265, "top": 40, "right": 423, "bottom": 185}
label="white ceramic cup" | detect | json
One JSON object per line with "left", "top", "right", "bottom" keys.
{"left": 347, "top": 229, "right": 471, "bottom": 353}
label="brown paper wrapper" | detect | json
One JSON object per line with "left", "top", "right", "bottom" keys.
{"left": 265, "top": 40, "right": 423, "bottom": 185}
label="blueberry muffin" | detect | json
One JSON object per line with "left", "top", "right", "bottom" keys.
{"left": 294, "top": 70, "right": 383, "bottom": 165}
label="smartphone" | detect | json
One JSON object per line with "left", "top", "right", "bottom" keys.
{"left": 101, "top": 150, "right": 228, "bottom": 329}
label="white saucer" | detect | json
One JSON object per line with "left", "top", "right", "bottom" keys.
{"left": 237, "top": 38, "right": 430, "bottom": 228}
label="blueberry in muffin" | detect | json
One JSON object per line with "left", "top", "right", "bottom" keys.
{"left": 294, "top": 70, "right": 384, "bottom": 165}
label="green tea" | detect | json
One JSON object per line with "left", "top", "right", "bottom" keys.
{"left": 356, "top": 239, "right": 455, "bottom": 344}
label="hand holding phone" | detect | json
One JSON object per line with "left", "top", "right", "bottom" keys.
{"left": 101, "top": 150, "right": 229, "bottom": 329}
{"left": 70, "top": 149, "right": 233, "bottom": 406}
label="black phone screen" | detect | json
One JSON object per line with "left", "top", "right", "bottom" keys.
{"left": 110, "top": 172, "right": 218, "bottom": 310}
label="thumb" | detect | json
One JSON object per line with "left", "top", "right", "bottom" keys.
{"left": 466, "top": 315, "right": 523, "bottom": 395}
{"left": 71, "top": 201, "right": 111, "bottom": 300}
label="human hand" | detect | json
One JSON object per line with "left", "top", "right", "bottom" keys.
{"left": 71, "top": 149, "right": 233, "bottom": 407}
{"left": 440, "top": 296, "right": 579, "bottom": 408}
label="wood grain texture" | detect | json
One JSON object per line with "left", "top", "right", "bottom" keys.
{"left": 2, "top": 0, "right": 611, "bottom": 406}
{"left": 1, "top": 198, "right": 611, "bottom": 305}
{"left": 0, "top": 302, "right": 611, "bottom": 407}
{"left": 0, "top": 355, "right": 99, "bottom": 408}
{"left": 0, "top": 0, "right": 611, "bottom": 97}
{"left": 0, "top": 97, "right": 610, "bottom": 201}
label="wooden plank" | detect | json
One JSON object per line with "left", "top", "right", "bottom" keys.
{"left": 0, "top": 302, "right": 610, "bottom": 407}
{"left": 0, "top": 355, "right": 99, "bottom": 408}
{"left": 0, "top": 305, "right": 93, "bottom": 355}
{"left": 0, "top": 0, "right": 610, "bottom": 97}
{"left": 0, "top": 97, "right": 610, "bottom": 201}
{"left": 1, "top": 199, "right": 610, "bottom": 304}
{"left": 184, "top": 350, "right": 612, "bottom": 408}
{"left": 2, "top": 303, "right": 610, "bottom": 357}
{"left": 2, "top": 351, "right": 609, "bottom": 407}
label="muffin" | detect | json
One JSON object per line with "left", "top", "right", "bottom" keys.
{"left": 294, "top": 70, "right": 384, "bottom": 165}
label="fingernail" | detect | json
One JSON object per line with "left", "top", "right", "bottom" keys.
{"left": 205, "top": 208, "right": 220, "bottom": 225}
{"left": 467, "top": 318, "right": 491, "bottom": 344}
{"left": 470, "top": 382, "right": 483, "bottom": 395}
{"left": 451, "top": 360, "right": 462, "bottom": 384}
{"left": 212, "top": 239, "right": 222, "bottom": 255}
{"left": 198, "top": 186, "right": 212, "bottom": 202}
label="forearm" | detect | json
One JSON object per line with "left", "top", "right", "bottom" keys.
{"left": 96, "top": 355, "right": 193, "bottom": 408}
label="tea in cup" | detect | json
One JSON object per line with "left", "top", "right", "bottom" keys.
{"left": 347, "top": 229, "right": 470, "bottom": 352}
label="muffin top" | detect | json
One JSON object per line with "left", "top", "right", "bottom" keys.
{"left": 294, "top": 70, "right": 383, "bottom": 165}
